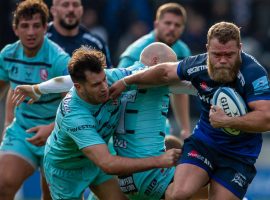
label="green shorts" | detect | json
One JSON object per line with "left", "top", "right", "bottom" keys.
{"left": 44, "top": 154, "right": 113, "bottom": 200}
{"left": 0, "top": 120, "right": 44, "bottom": 168}
{"left": 118, "top": 167, "right": 175, "bottom": 200}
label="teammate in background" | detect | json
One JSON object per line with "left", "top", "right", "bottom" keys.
{"left": 118, "top": 3, "right": 191, "bottom": 139}
{"left": 44, "top": 47, "right": 179, "bottom": 199}
{"left": 2, "top": 0, "right": 112, "bottom": 142}
{"left": 110, "top": 21, "right": 270, "bottom": 200}
{"left": 0, "top": 0, "right": 70, "bottom": 199}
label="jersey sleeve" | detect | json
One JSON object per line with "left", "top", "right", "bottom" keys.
{"left": 244, "top": 65, "right": 270, "bottom": 103}
{"left": 62, "top": 114, "right": 105, "bottom": 150}
{"left": 176, "top": 59, "right": 189, "bottom": 81}
{"left": 117, "top": 56, "right": 136, "bottom": 68}
{"left": 52, "top": 54, "right": 70, "bottom": 77}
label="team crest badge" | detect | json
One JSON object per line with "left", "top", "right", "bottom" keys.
{"left": 40, "top": 68, "right": 48, "bottom": 81}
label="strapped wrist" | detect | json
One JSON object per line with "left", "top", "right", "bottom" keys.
{"left": 31, "top": 85, "right": 41, "bottom": 99}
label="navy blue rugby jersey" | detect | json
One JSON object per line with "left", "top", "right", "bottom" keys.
{"left": 47, "top": 23, "right": 112, "bottom": 68}
{"left": 177, "top": 51, "right": 270, "bottom": 158}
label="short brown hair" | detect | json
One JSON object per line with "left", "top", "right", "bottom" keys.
{"left": 13, "top": 0, "right": 49, "bottom": 28}
{"left": 207, "top": 22, "right": 241, "bottom": 47}
{"left": 68, "top": 46, "right": 106, "bottom": 83}
{"left": 156, "top": 3, "right": 187, "bottom": 24}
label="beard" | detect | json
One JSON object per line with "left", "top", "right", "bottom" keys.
{"left": 207, "top": 55, "right": 241, "bottom": 83}
{"left": 59, "top": 18, "right": 79, "bottom": 30}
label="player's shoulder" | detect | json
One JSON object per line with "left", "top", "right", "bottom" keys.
{"left": 120, "top": 32, "right": 154, "bottom": 58}
{"left": 79, "top": 25, "right": 104, "bottom": 50}
{"left": 1, "top": 41, "right": 21, "bottom": 56}
{"left": 172, "top": 39, "right": 191, "bottom": 57}
{"left": 240, "top": 51, "right": 267, "bottom": 78}
{"left": 45, "top": 37, "right": 69, "bottom": 57}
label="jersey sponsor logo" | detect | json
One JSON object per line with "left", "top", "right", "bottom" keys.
{"left": 145, "top": 179, "right": 158, "bottom": 195}
{"left": 67, "top": 124, "right": 95, "bottom": 132}
{"left": 25, "top": 66, "right": 33, "bottom": 81}
{"left": 231, "top": 172, "right": 247, "bottom": 187}
{"left": 187, "top": 65, "right": 207, "bottom": 76}
{"left": 198, "top": 93, "right": 211, "bottom": 104}
{"left": 113, "top": 137, "right": 127, "bottom": 148}
{"left": 62, "top": 93, "right": 72, "bottom": 113}
{"left": 118, "top": 175, "right": 138, "bottom": 194}
{"left": 200, "top": 81, "right": 213, "bottom": 92}
{"left": 40, "top": 68, "right": 48, "bottom": 81}
{"left": 188, "top": 150, "right": 213, "bottom": 169}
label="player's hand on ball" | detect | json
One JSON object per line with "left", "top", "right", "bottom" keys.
{"left": 209, "top": 105, "right": 229, "bottom": 128}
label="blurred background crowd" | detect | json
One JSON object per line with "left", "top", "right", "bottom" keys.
{"left": 0, "top": 0, "right": 270, "bottom": 199}
{"left": 0, "top": 0, "right": 270, "bottom": 68}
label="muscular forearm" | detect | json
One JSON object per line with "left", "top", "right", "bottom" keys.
{"left": 101, "top": 155, "right": 162, "bottom": 175}
{"left": 124, "top": 63, "right": 178, "bottom": 86}
{"left": 226, "top": 110, "right": 270, "bottom": 132}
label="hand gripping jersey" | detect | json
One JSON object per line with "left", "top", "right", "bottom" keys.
{"left": 177, "top": 51, "right": 270, "bottom": 158}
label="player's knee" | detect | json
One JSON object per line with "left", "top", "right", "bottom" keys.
{"left": 167, "top": 186, "right": 193, "bottom": 200}
{"left": 0, "top": 178, "right": 17, "bottom": 197}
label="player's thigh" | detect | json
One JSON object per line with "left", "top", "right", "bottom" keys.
{"left": 90, "top": 178, "right": 127, "bottom": 200}
{"left": 209, "top": 179, "right": 240, "bottom": 200}
{"left": 173, "top": 163, "right": 209, "bottom": 194}
{"left": 0, "top": 153, "right": 34, "bottom": 189}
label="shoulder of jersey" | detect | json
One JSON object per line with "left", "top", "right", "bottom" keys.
{"left": 212, "top": 87, "right": 247, "bottom": 136}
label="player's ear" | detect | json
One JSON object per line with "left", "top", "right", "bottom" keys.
{"left": 50, "top": 6, "right": 56, "bottom": 17}
{"left": 74, "top": 83, "right": 81, "bottom": 90}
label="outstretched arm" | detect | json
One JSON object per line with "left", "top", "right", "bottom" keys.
{"left": 12, "top": 75, "right": 73, "bottom": 106}
{"left": 110, "top": 62, "right": 179, "bottom": 99}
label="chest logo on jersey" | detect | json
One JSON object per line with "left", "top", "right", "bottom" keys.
{"left": 200, "top": 81, "right": 213, "bottom": 92}
{"left": 40, "top": 68, "right": 48, "bottom": 81}
{"left": 187, "top": 65, "right": 207, "bottom": 76}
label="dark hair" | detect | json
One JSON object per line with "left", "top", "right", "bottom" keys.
{"left": 156, "top": 3, "right": 187, "bottom": 24}
{"left": 68, "top": 46, "right": 106, "bottom": 83}
{"left": 13, "top": 0, "right": 49, "bottom": 28}
{"left": 207, "top": 22, "right": 241, "bottom": 47}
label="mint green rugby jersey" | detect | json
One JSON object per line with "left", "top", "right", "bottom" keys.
{"left": 0, "top": 37, "right": 70, "bottom": 129}
{"left": 45, "top": 71, "right": 121, "bottom": 169}
{"left": 110, "top": 62, "right": 170, "bottom": 158}
{"left": 118, "top": 31, "right": 191, "bottom": 68}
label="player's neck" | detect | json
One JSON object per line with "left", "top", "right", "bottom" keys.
{"left": 53, "top": 23, "right": 79, "bottom": 37}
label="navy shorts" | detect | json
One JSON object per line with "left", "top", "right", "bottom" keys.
{"left": 179, "top": 136, "right": 257, "bottom": 199}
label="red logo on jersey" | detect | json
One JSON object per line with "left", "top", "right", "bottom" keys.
{"left": 200, "top": 82, "right": 212, "bottom": 92}
{"left": 40, "top": 69, "right": 48, "bottom": 81}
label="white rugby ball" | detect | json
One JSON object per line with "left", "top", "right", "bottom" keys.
{"left": 212, "top": 87, "right": 247, "bottom": 136}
